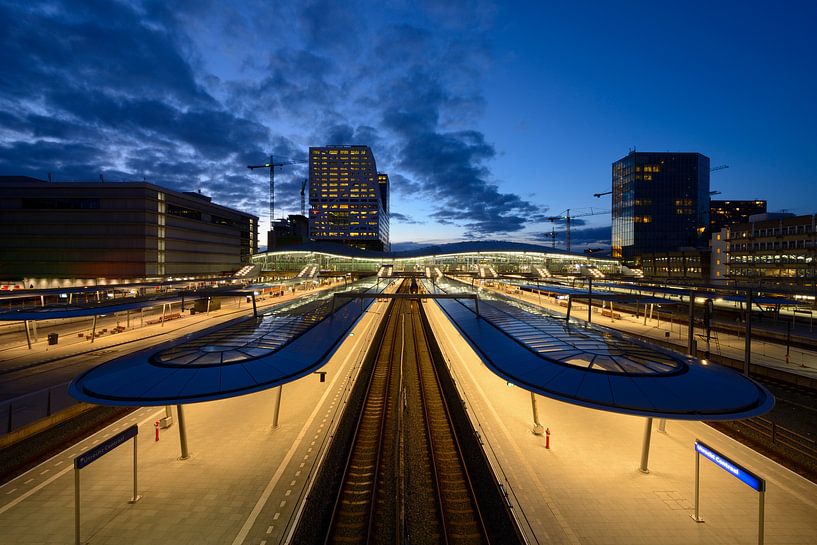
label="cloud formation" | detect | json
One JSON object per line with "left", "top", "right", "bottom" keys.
{"left": 0, "top": 0, "right": 549, "bottom": 241}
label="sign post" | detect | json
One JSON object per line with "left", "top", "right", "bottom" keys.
{"left": 692, "top": 440, "right": 765, "bottom": 544}
{"left": 74, "top": 424, "right": 140, "bottom": 545}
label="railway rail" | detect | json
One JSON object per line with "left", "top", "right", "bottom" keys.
{"left": 322, "top": 280, "right": 493, "bottom": 544}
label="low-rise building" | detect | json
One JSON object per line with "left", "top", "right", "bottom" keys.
{"left": 725, "top": 213, "right": 817, "bottom": 288}
{"left": 641, "top": 249, "right": 711, "bottom": 280}
{"left": 0, "top": 176, "right": 257, "bottom": 288}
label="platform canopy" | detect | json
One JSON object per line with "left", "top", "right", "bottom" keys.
{"left": 69, "top": 280, "right": 392, "bottom": 406}
{"left": 427, "top": 280, "right": 773, "bottom": 420}
{"left": 0, "top": 295, "right": 199, "bottom": 321}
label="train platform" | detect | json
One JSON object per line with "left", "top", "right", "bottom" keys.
{"left": 1, "top": 286, "right": 816, "bottom": 545}
{"left": 492, "top": 284, "right": 817, "bottom": 383}
{"left": 0, "top": 295, "right": 391, "bottom": 545}
{"left": 424, "top": 297, "right": 817, "bottom": 545}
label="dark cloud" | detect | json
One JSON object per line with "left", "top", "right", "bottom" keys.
{"left": 0, "top": 0, "right": 552, "bottom": 240}
{"left": 390, "top": 212, "right": 422, "bottom": 224}
{"left": 533, "top": 225, "right": 612, "bottom": 251}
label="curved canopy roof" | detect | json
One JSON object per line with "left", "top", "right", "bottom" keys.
{"left": 427, "top": 280, "right": 773, "bottom": 420}
{"left": 0, "top": 296, "right": 196, "bottom": 321}
{"left": 69, "top": 280, "right": 390, "bottom": 406}
{"left": 258, "top": 240, "right": 611, "bottom": 260}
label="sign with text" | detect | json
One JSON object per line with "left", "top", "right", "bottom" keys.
{"left": 695, "top": 440, "right": 765, "bottom": 492}
{"left": 74, "top": 425, "right": 138, "bottom": 470}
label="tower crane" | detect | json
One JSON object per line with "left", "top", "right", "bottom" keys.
{"left": 300, "top": 178, "right": 308, "bottom": 216}
{"left": 546, "top": 207, "right": 609, "bottom": 253}
{"left": 247, "top": 155, "right": 308, "bottom": 227}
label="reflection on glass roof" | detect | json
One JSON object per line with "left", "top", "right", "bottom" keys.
{"left": 429, "top": 278, "right": 684, "bottom": 375}
{"left": 153, "top": 285, "right": 349, "bottom": 367}
{"left": 476, "top": 301, "right": 683, "bottom": 375}
{"left": 424, "top": 278, "right": 773, "bottom": 420}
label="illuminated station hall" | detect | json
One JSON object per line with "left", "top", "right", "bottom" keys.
{"left": 3, "top": 245, "right": 817, "bottom": 544}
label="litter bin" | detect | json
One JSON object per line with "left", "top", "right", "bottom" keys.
{"left": 48, "top": 332, "right": 59, "bottom": 345}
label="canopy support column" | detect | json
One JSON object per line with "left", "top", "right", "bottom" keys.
{"left": 23, "top": 320, "right": 31, "bottom": 350}
{"left": 744, "top": 289, "right": 753, "bottom": 376}
{"left": 176, "top": 405, "right": 189, "bottom": 460}
{"left": 530, "top": 392, "right": 544, "bottom": 435}
{"left": 272, "top": 385, "right": 283, "bottom": 429}
{"left": 639, "top": 417, "right": 653, "bottom": 474}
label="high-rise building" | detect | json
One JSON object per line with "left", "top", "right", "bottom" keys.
{"left": 612, "top": 151, "right": 710, "bottom": 264}
{"left": 709, "top": 199, "right": 767, "bottom": 232}
{"left": 308, "top": 145, "right": 389, "bottom": 251}
{"left": 0, "top": 176, "right": 257, "bottom": 287}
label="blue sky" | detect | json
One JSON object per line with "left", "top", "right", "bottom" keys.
{"left": 1, "top": 0, "right": 815, "bottom": 250}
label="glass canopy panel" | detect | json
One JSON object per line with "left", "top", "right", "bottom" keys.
{"left": 433, "top": 278, "right": 686, "bottom": 376}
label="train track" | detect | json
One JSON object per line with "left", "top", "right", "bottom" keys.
{"left": 325, "top": 285, "right": 402, "bottom": 544}
{"left": 324, "top": 281, "right": 489, "bottom": 544}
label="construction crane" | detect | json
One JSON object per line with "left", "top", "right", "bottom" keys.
{"left": 247, "top": 155, "right": 308, "bottom": 227}
{"left": 594, "top": 164, "right": 730, "bottom": 198}
{"left": 300, "top": 178, "right": 308, "bottom": 216}
{"left": 546, "top": 207, "right": 609, "bottom": 253}
{"left": 542, "top": 226, "right": 558, "bottom": 248}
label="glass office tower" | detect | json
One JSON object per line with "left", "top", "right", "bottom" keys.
{"left": 612, "top": 151, "right": 710, "bottom": 264}
{"left": 308, "top": 145, "right": 390, "bottom": 251}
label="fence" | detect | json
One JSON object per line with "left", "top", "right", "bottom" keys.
{"left": 0, "top": 381, "right": 80, "bottom": 436}
{"left": 734, "top": 416, "right": 817, "bottom": 464}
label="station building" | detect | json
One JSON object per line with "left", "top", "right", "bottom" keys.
{"left": 251, "top": 240, "right": 623, "bottom": 277}
{"left": 0, "top": 176, "right": 258, "bottom": 288}
{"left": 308, "top": 145, "right": 389, "bottom": 251}
{"left": 612, "top": 151, "right": 710, "bottom": 265}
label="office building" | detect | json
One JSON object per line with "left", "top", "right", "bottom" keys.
{"left": 710, "top": 199, "right": 767, "bottom": 232}
{"left": 725, "top": 213, "right": 816, "bottom": 287}
{"left": 612, "top": 151, "right": 710, "bottom": 265}
{"left": 641, "top": 249, "right": 710, "bottom": 280}
{"left": 308, "top": 145, "right": 389, "bottom": 251}
{"left": 268, "top": 214, "right": 309, "bottom": 250}
{"left": 0, "top": 176, "right": 257, "bottom": 287}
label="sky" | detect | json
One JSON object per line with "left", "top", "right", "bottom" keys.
{"left": 1, "top": 0, "right": 815, "bottom": 251}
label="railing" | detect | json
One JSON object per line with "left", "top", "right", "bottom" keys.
{"left": 726, "top": 416, "right": 817, "bottom": 465}
{"left": 0, "top": 381, "right": 80, "bottom": 436}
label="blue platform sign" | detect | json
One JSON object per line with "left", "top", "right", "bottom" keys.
{"left": 695, "top": 440, "right": 765, "bottom": 492}
{"left": 74, "top": 424, "right": 138, "bottom": 470}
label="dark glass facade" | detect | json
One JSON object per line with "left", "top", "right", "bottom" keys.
{"left": 709, "top": 199, "right": 766, "bottom": 232}
{"left": 612, "top": 151, "right": 710, "bottom": 264}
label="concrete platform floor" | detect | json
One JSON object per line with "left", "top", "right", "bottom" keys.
{"left": 1, "top": 292, "right": 815, "bottom": 545}
{"left": 424, "top": 297, "right": 817, "bottom": 545}
{"left": 0, "top": 294, "right": 391, "bottom": 545}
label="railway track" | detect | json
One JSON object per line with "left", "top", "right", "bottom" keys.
{"left": 323, "top": 281, "right": 490, "bottom": 544}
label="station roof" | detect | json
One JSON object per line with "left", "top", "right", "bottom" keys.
{"left": 257, "top": 240, "right": 615, "bottom": 261}
{"left": 69, "top": 280, "right": 388, "bottom": 406}
{"left": 429, "top": 281, "right": 773, "bottom": 420}
{"left": 0, "top": 295, "right": 197, "bottom": 321}
{"left": 519, "top": 284, "right": 590, "bottom": 296}
{"left": 717, "top": 294, "right": 803, "bottom": 306}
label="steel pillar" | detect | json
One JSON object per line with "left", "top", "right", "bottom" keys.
{"left": 272, "top": 385, "right": 283, "bottom": 429}
{"left": 530, "top": 392, "right": 544, "bottom": 435}
{"left": 744, "top": 289, "right": 753, "bottom": 376}
{"left": 639, "top": 417, "right": 653, "bottom": 474}
{"left": 176, "top": 405, "right": 189, "bottom": 460}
